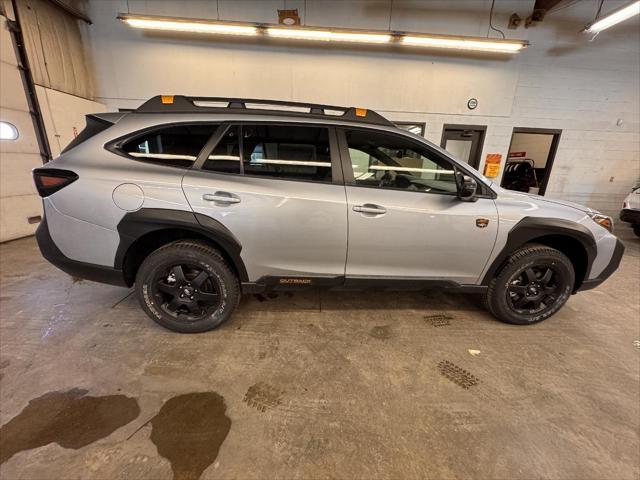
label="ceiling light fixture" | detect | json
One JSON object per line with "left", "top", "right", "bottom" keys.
{"left": 268, "top": 27, "right": 392, "bottom": 44}
{"left": 118, "top": 14, "right": 529, "bottom": 54}
{"left": 402, "top": 35, "right": 525, "bottom": 53}
{"left": 583, "top": 0, "right": 640, "bottom": 33}
{"left": 119, "top": 16, "right": 258, "bottom": 36}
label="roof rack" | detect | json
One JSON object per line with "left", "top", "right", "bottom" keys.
{"left": 135, "top": 95, "right": 395, "bottom": 127}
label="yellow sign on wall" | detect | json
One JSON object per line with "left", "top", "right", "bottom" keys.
{"left": 483, "top": 153, "right": 502, "bottom": 178}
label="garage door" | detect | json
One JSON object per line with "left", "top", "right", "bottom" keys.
{"left": 0, "top": 15, "right": 43, "bottom": 242}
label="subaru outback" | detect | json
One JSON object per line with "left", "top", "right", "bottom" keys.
{"left": 33, "top": 95, "right": 624, "bottom": 333}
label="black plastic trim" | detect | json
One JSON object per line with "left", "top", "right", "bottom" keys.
{"left": 114, "top": 208, "right": 248, "bottom": 283}
{"left": 620, "top": 209, "right": 640, "bottom": 225}
{"left": 481, "top": 216, "right": 597, "bottom": 288}
{"left": 242, "top": 275, "right": 488, "bottom": 294}
{"left": 62, "top": 115, "right": 114, "bottom": 154}
{"left": 36, "top": 216, "right": 127, "bottom": 287}
{"left": 577, "top": 239, "right": 625, "bottom": 291}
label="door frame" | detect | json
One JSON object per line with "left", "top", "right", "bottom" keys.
{"left": 440, "top": 124, "right": 487, "bottom": 169}
{"left": 505, "top": 127, "right": 562, "bottom": 196}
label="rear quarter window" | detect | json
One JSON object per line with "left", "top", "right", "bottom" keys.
{"left": 120, "top": 124, "right": 217, "bottom": 168}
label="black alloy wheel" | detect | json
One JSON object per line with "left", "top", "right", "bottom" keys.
{"left": 505, "top": 263, "right": 565, "bottom": 315}
{"left": 151, "top": 263, "right": 221, "bottom": 321}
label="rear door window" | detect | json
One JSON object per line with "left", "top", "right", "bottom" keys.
{"left": 121, "top": 124, "right": 217, "bottom": 168}
{"left": 241, "top": 124, "right": 333, "bottom": 183}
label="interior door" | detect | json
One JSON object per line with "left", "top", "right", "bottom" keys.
{"left": 441, "top": 125, "right": 486, "bottom": 169}
{"left": 339, "top": 128, "right": 498, "bottom": 285}
{"left": 181, "top": 124, "right": 348, "bottom": 282}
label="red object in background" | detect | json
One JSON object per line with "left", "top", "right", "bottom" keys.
{"left": 73, "top": 127, "right": 78, "bottom": 138}
{"left": 508, "top": 151, "right": 526, "bottom": 158}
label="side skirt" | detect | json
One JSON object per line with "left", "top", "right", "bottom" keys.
{"left": 242, "top": 276, "right": 487, "bottom": 294}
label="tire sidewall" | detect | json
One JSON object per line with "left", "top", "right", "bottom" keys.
{"left": 136, "top": 245, "right": 238, "bottom": 333}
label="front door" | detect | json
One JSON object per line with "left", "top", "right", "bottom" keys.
{"left": 338, "top": 127, "right": 498, "bottom": 285}
{"left": 182, "top": 124, "right": 348, "bottom": 281}
{"left": 441, "top": 125, "right": 486, "bottom": 169}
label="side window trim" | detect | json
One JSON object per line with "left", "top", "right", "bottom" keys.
{"left": 193, "top": 121, "right": 344, "bottom": 186}
{"left": 336, "top": 127, "right": 495, "bottom": 198}
{"left": 106, "top": 121, "right": 219, "bottom": 169}
{"left": 193, "top": 123, "right": 231, "bottom": 170}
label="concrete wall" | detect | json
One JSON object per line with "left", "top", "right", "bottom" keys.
{"left": 85, "top": 0, "right": 639, "bottom": 215}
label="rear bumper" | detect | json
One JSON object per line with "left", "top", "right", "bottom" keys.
{"left": 578, "top": 238, "right": 625, "bottom": 291}
{"left": 36, "top": 216, "right": 127, "bottom": 287}
{"left": 620, "top": 208, "right": 640, "bottom": 225}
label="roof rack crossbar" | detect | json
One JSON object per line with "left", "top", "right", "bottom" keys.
{"left": 135, "top": 95, "right": 394, "bottom": 127}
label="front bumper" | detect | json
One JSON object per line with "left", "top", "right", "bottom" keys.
{"left": 620, "top": 208, "right": 640, "bottom": 225}
{"left": 36, "top": 216, "right": 127, "bottom": 287}
{"left": 578, "top": 238, "right": 625, "bottom": 291}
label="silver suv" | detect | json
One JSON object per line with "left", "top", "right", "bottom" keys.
{"left": 33, "top": 96, "right": 624, "bottom": 333}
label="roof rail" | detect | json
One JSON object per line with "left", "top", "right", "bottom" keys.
{"left": 134, "top": 95, "right": 395, "bottom": 127}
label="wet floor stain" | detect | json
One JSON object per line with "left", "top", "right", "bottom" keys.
{"left": 369, "top": 325, "right": 392, "bottom": 339}
{"left": 243, "top": 382, "right": 284, "bottom": 412}
{"left": 0, "top": 388, "right": 140, "bottom": 465}
{"left": 150, "top": 392, "right": 231, "bottom": 480}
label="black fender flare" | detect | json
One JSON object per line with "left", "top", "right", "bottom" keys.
{"left": 481, "top": 216, "right": 597, "bottom": 286}
{"left": 115, "top": 208, "right": 248, "bottom": 283}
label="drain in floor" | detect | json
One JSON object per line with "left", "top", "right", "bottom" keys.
{"left": 438, "top": 360, "right": 479, "bottom": 389}
{"left": 424, "top": 314, "right": 453, "bottom": 327}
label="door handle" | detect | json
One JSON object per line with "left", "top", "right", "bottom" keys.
{"left": 353, "top": 204, "right": 386, "bottom": 215}
{"left": 203, "top": 192, "right": 241, "bottom": 204}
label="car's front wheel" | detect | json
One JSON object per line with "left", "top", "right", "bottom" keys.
{"left": 135, "top": 240, "right": 240, "bottom": 333}
{"left": 485, "top": 244, "right": 575, "bottom": 325}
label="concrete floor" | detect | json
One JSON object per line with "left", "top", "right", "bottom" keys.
{"left": 0, "top": 227, "right": 638, "bottom": 480}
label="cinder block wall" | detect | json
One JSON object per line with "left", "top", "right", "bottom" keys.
{"left": 85, "top": 0, "right": 639, "bottom": 215}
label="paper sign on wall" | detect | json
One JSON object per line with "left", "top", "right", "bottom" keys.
{"left": 483, "top": 153, "right": 502, "bottom": 178}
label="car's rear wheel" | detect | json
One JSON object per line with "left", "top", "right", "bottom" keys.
{"left": 485, "top": 244, "right": 575, "bottom": 325}
{"left": 135, "top": 240, "right": 240, "bottom": 333}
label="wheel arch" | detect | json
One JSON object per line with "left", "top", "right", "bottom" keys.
{"left": 482, "top": 217, "right": 596, "bottom": 292}
{"left": 115, "top": 209, "right": 248, "bottom": 286}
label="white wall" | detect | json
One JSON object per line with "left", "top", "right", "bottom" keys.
{"left": 85, "top": 0, "right": 639, "bottom": 215}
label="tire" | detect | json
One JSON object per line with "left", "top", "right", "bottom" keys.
{"left": 135, "top": 240, "right": 240, "bottom": 333}
{"left": 485, "top": 244, "right": 575, "bottom": 325}
{"left": 633, "top": 225, "right": 640, "bottom": 238}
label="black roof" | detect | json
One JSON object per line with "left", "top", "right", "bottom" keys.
{"left": 135, "top": 95, "right": 395, "bottom": 127}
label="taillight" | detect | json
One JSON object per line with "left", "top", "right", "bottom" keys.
{"left": 33, "top": 169, "right": 78, "bottom": 197}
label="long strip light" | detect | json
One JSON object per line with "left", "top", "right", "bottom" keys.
{"left": 583, "top": 0, "right": 640, "bottom": 33}
{"left": 118, "top": 14, "right": 528, "bottom": 54}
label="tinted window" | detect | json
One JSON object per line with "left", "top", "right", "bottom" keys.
{"left": 242, "top": 125, "right": 332, "bottom": 182}
{"left": 122, "top": 124, "right": 216, "bottom": 168}
{"left": 202, "top": 126, "right": 241, "bottom": 174}
{"left": 345, "top": 129, "right": 457, "bottom": 194}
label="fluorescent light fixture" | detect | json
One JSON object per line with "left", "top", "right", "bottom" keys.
{"left": 268, "top": 27, "right": 392, "bottom": 44}
{"left": 584, "top": 0, "right": 640, "bottom": 33}
{"left": 403, "top": 35, "right": 525, "bottom": 53}
{"left": 119, "top": 16, "right": 258, "bottom": 36}
{"left": 118, "top": 14, "right": 528, "bottom": 54}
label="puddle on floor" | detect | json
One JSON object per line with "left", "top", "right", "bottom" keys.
{"left": 150, "top": 392, "right": 231, "bottom": 480}
{"left": 0, "top": 388, "right": 140, "bottom": 464}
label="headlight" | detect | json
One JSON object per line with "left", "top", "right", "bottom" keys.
{"left": 588, "top": 212, "right": 613, "bottom": 232}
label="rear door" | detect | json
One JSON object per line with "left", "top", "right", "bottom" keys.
{"left": 338, "top": 127, "right": 498, "bottom": 285}
{"left": 182, "top": 123, "right": 348, "bottom": 282}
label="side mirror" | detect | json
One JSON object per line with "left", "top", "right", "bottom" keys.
{"left": 456, "top": 173, "right": 478, "bottom": 202}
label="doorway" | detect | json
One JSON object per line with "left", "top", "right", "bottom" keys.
{"left": 501, "top": 128, "right": 561, "bottom": 196}
{"left": 440, "top": 124, "right": 486, "bottom": 170}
